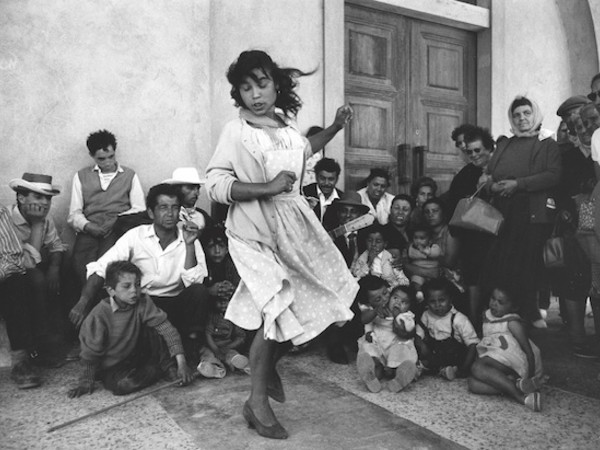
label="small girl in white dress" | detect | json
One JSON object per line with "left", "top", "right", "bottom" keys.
{"left": 468, "top": 286, "right": 544, "bottom": 412}
{"left": 356, "top": 277, "right": 418, "bottom": 393}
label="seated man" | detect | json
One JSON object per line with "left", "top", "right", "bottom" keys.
{"left": 162, "top": 167, "right": 213, "bottom": 238}
{"left": 70, "top": 183, "right": 210, "bottom": 357}
{"left": 0, "top": 200, "right": 52, "bottom": 389}
{"left": 68, "top": 129, "right": 145, "bottom": 284}
{"left": 8, "top": 173, "right": 67, "bottom": 363}
{"left": 303, "top": 157, "right": 343, "bottom": 230}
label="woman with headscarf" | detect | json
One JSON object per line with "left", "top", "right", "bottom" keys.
{"left": 479, "top": 96, "right": 561, "bottom": 327}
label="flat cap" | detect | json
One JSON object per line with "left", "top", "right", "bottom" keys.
{"left": 556, "top": 95, "right": 591, "bottom": 117}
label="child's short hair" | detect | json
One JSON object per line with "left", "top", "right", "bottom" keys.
{"left": 364, "top": 223, "right": 387, "bottom": 239}
{"left": 409, "top": 224, "right": 431, "bottom": 239}
{"left": 422, "top": 278, "right": 458, "bottom": 303}
{"left": 493, "top": 285, "right": 518, "bottom": 310}
{"left": 357, "top": 275, "right": 388, "bottom": 305}
{"left": 105, "top": 261, "right": 142, "bottom": 289}
{"left": 201, "top": 224, "right": 228, "bottom": 249}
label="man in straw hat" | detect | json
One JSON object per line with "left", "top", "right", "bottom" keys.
{"left": 162, "top": 167, "right": 213, "bottom": 238}
{"left": 7, "top": 172, "right": 67, "bottom": 368}
{"left": 0, "top": 201, "right": 46, "bottom": 389}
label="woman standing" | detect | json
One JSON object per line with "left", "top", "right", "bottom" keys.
{"left": 357, "top": 168, "right": 395, "bottom": 225}
{"left": 445, "top": 127, "right": 495, "bottom": 327}
{"left": 206, "top": 50, "right": 356, "bottom": 439}
{"left": 479, "top": 96, "right": 561, "bottom": 326}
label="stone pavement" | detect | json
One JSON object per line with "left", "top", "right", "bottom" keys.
{"left": 1, "top": 304, "right": 600, "bottom": 449}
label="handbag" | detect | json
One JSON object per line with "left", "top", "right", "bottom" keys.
{"left": 543, "top": 218, "right": 565, "bottom": 269}
{"left": 449, "top": 185, "right": 504, "bottom": 235}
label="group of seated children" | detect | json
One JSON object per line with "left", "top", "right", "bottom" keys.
{"left": 355, "top": 275, "right": 544, "bottom": 413}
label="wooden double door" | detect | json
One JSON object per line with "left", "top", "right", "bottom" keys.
{"left": 344, "top": 2, "right": 477, "bottom": 194}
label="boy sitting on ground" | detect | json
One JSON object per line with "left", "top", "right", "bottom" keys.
{"left": 68, "top": 261, "right": 194, "bottom": 397}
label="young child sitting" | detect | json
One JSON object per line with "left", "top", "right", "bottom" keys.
{"left": 407, "top": 225, "right": 441, "bottom": 301}
{"left": 198, "top": 296, "right": 250, "bottom": 378}
{"left": 201, "top": 224, "right": 240, "bottom": 305}
{"left": 351, "top": 224, "right": 409, "bottom": 288}
{"left": 415, "top": 278, "right": 479, "bottom": 380}
{"left": 356, "top": 276, "right": 419, "bottom": 393}
{"left": 468, "top": 286, "right": 544, "bottom": 412}
{"left": 68, "top": 261, "right": 194, "bottom": 397}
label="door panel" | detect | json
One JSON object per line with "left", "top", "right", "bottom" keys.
{"left": 345, "top": 5, "right": 407, "bottom": 192}
{"left": 345, "top": 3, "right": 476, "bottom": 195}
{"left": 411, "top": 21, "right": 476, "bottom": 193}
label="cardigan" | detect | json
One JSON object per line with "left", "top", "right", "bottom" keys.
{"left": 486, "top": 135, "right": 561, "bottom": 224}
{"left": 206, "top": 115, "right": 311, "bottom": 249}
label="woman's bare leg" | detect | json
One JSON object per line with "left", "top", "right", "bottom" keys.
{"left": 247, "top": 326, "right": 279, "bottom": 425}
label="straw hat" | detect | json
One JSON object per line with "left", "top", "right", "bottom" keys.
{"left": 162, "top": 167, "right": 205, "bottom": 185}
{"left": 9, "top": 173, "right": 61, "bottom": 196}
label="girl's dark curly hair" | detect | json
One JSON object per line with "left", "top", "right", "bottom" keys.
{"left": 227, "top": 50, "right": 314, "bottom": 117}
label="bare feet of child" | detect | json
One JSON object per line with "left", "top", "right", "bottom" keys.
{"left": 388, "top": 361, "right": 418, "bottom": 393}
{"left": 357, "top": 352, "right": 382, "bottom": 393}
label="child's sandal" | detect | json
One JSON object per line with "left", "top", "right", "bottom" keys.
{"left": 524, "top": 392, "right": 542, "bottom": 412}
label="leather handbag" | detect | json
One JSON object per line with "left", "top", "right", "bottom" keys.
{"left": 449, "top": 185, "right": 504, "bottom": 235}
{"left": 543, "top": 219, "right": 564, "bottom": 268}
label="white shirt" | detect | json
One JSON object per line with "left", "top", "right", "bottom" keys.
{"left": 86, "top": 224, "right": 207, "bottom": 297}
{"left": 417, "top": 307, "right": 479, "bottom": 346}
{"left": 591, "top": 128, "right": 600, "bottom": 162}
{"left": 357, "top": 188, "right": 395, "bottom": 225}
{"left": 179, "top": 207, "right": 206, "bottom": 231}
{"left": 317, "top": 186, "right": 340, "bottom": 221}
{"left": 68, "top": 165, "right": 146, "bottom": 232}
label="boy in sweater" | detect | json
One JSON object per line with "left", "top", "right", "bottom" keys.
{"left": 68, "top": 261, "right": 194, "bottom": 397}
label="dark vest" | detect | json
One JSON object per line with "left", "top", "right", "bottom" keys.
{"left": 79, "top": 166, "right": 136, "bottom": 232}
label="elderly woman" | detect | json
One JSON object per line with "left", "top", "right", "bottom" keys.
{"left": 479, "top": 96, "right": 561, "bottom": 327}
{"left": 445, "top": 127, "right": 495, "bottom": 327}
{"left": 357, "top": 168, "right": 395, "bottom": 225}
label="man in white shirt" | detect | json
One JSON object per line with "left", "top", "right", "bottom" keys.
{"left": 70, "top": 183, "right": 210, "bottom": 347}
{"left": 68, "top": 130, "right": 146, "bottom": 284}
{"left": 303, "top": 158, "right": 343, "bottom": 230}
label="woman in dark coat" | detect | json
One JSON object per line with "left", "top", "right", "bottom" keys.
{"left": 479, "top": 96, "right": 561, "bottom": 326}
{"left": 446, "top": 127, "right": 495, "bottom": 328}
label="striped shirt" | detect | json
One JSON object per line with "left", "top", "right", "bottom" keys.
{"left": 0, "top": 205, "right": 26, "bottom": 282}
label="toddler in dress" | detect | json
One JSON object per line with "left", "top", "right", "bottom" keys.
{"left": 356, "top": 276, "right": 419, "bottom": 393}
{"left": 468, "top": 286, "right": 544, "bottom": 412}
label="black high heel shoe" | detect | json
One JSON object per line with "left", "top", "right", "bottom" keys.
{"left": 267, "top": 368, "right": 285, "bottom": 403}
{"left": 242, "top": 401, "right": 288, "bottom": 440}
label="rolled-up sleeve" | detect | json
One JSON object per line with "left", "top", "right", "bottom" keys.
{"left": 180, "top": 240, "right": 208, "bottom": 286}
{"left": 86, "top": 232, "right": 133, "bottom": 279}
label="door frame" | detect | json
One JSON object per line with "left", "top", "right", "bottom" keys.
{"left": 325, "top": 0, "right": 490, "bottom": 190}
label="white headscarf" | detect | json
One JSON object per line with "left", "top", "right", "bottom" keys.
{"left": 508, "top": 95, "right": 544, "bottom": 138}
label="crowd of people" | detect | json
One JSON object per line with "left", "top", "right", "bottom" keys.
{"left": 1, "top": 50, "right": 600, "bottom": 440}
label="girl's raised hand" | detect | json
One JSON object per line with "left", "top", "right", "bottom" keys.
{"left": 333, "top": 104, "right": 354, "bottom": 130}
{"left": 269, "top": 170, "right": 297, "bottom": 195}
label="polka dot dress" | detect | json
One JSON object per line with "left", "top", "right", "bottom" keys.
{"left": 225, "top": 123, "right": 357, "bottom": 345}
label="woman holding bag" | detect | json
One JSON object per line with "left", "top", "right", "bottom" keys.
{"left": 479, "top": 95, "right": 561, "bottom": 327}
